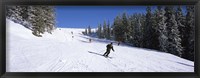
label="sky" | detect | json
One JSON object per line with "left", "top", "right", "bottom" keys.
{"left": 55, "top": 6, "right": 186, "bottom": 28}
{"left": 55, "top": 6, "right": 149, "bottom": 28}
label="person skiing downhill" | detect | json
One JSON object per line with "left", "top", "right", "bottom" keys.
{"left": 89, "top": 39, "right": 92, "bottom": 43}
{"left": 103, "top": 42, "right": 114, "bottom": 57}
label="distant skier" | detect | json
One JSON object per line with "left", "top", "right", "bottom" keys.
{"left": 71, "top": 31, "right": 74, "bottom": 38}
{"left": 89, "top": 39, "right": 92, "bottom": 43}
{"left": 117, "top": 41, "right": 120, "bottom": 46}
{"left": 71, "top": 31, "right": 73, "bottom": 35}
{"left": 103, "top": 42, "right": 115, "bottom": 57}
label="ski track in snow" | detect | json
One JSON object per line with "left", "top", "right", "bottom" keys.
{"left": 6, "top": 19, "right": 194, "bottom": 72}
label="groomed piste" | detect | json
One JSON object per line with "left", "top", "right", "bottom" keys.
{"left": 6, "top": 19, "right": 194, "bottom": 72}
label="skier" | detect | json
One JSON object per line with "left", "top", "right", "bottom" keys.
{"left": 103, "top": 42, "right": 115, "bottom": 57}
{"left": 71, "top": 31, "right": 73, "bottom": 35}
{"left": 71, "top": 31, "right": 74, "bottom": 38}
{"left": 89, "top": 39, "right": 92, "bottom": 43}
{"left": 117, "top": 41, "right": 120, "bottom": 46}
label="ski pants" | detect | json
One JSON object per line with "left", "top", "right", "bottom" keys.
{"left": 103, "top": 49, "right": 110, "bottom": 56}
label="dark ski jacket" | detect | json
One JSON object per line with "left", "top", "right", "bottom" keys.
{"left": 106, "top": 44, "right": 114, "bottom": 52}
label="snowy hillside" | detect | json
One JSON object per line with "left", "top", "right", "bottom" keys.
{"left": 6, "top": 19, "right": 194, "bottom": 72}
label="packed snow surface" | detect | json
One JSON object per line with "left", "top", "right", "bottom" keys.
{"left": 6, "top": 19, "right": 194, "bottom": 72}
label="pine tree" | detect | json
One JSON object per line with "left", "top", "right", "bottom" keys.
{"left": 165, "top": 6, "right": 183, "bottom": 57}
{"left": 133, "top": 15, "right": 143, "bottom": 47}
{"left": 88, "top": 25, "right": 91, "bottom": 35}
{"left": 176, "top": 6, "right": 187, "bottom": 57}
{"left": 126, "top": 15, "right": 132, "bottom": 44}
{"left": 85, "top": 28, "right": 88, "bottom": 35}
{"left": 45, "top": 6, "right": 56, "bottom": 34}
{"left": 129, "top": 14, "right": 136, "bottom": 45}
{"left": 110, "top": 24, "right": 114, "bottom": 40}
{"left": 97, "top": 24, "right": 101, "bottom": 38}
{"left": 107, "top": 21, "right": 111, "bottom": 39}
{"left": 156, "top": 6, "right": 169, "bottom": 52}
{"left": 113, "top": 15, "right": 123, "bottom": 42}
{"left": 151, "top": 8, "right": 160, "bottom": 50}
{"left": 6, "top": 6, "right": 16, "bottom": 20}
{"left": 28, "top": 6, "right": 39, "bottom": 36}
{"left": 6, "top": 6, "right": 29, "bottom": 27}
{"left": 103, "top": 20, "right": 107, "bottom": 38}
{"left": 140, "top": 14, "right": 146, "bottom": 47}
{"left": 185, "top": 6, "right": 195, "bottom": 61}
{"left": 28, "top": 6, "right": 46, "bottom": 36}
{"left": 122, "top": 12, "right": 129, "bottom": 42}
{"left": 6, "top": 6, "right": 56, "bottom": 37}
{"left": 143, "top": 6, "right": 154, "bottom": 49}
{"left": 99, "top": 24, "right": 103, "bottom": 38}
{"left": 7, "top": 6, "right": 22, "bottom": 23}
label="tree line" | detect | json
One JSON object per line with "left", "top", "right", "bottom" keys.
{"left": 84, "top": 6, "right": 195, "bottom": 61}
{"left": 6, "top": 6, "right": 56, "bottom": 37}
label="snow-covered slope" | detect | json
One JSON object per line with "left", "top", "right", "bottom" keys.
{"left": 6, "top": 19, "right": 194, "bottom": 72}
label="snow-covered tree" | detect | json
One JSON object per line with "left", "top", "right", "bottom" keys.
{"left": 185, "top": 6, "right": 195, "bottom": 61}
{"left": 28, "top": 6, "right": 45, "bottom": 36}
{"left": 106, "top": 21, "right": 111, "bottom": 39}
{"left": 6, "top": 6, "right": 30, "bottom": 29}
{"left": 88, "top": 25, "right": 91, "bottom": 35}
{"left": 165, "top": 6, "right": 183, "bottom": 56}
{"left": 6, "top": 6, "right": 56, "bottom": 37}
{"left": 85, "top": 28, "right": 88, "bottom": 35}
{"left": 143, "top": 6, "right": 154, "bottom": 49}
{"left": 133, "top": 16, "right": 144, "bottom": 47}
{"left": 44, "top": 6, "right": 56, "bottom": 34}
{"left": 92, "top": 6, "right": 193, "bottom": 61}
{"left": 6, "top": 6, "right": 21, "bottom": 23}
{"left": 155, "top": 6, "right": 169, "bottom": 52}
{"left": 103, "top": 20, "right": 107, "bottom": 38}
{"left": 122, "top": 12, "right": 129, "bottom": 42}
{"left": 6, "top": 6, "right": 16, "bottom": 20}
{"left": 151, "top": 9, "right": 160, "bottom": 50}
{"left": 97, "top": 24, "right": 100, "bottom": 38}
{"left": 113, "top": 15, "right": 123, "bottom": 42}
{"left": 128, "top": 15, "right": 136, "bottom": 45}
{"left": 175, "top": 6, "right": 187, "bottom": 57}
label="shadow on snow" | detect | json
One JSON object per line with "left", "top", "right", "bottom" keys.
{"left": 176, "top": 62, "right": 194, "bottom": 67}
{"left": 78, "top": 39, "right": 91, "bottom": 43}
{"left": 88, "top": 51, "right": 113, "bottom": 59}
